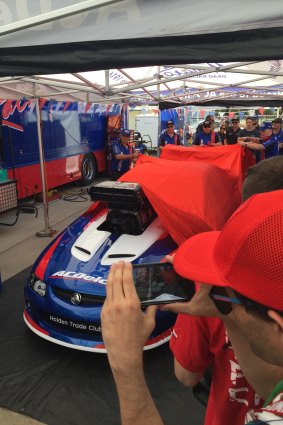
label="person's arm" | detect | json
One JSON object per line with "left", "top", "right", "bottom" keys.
{"left": 238, "top": 139, "right": 264, "bottom": 151}
{"left": 174, "top": 359, "right": 204, "bottom": 387}
{"left": 223, "top": 317, "right": 283, "bottom": 400}
{"left": 244, "top": 141, "right": 265, "bottom": 151}
{"left": 115, "top": 152, "right": 139, "bottom": 160}
{"left": 170, "top": 311, "right": 212, "bottom": 389}
{"left": 247, "top": 137, "right": 260, "bottom": 144}
{"left": 158, "top": 134, "right": 166, "bottom": 149}
{"left": 101, "top": 262, "right": 164, "bottom": 425}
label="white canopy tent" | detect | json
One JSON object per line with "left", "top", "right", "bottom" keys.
{"left": 0, "top": 0, "right": 283, "bottom": 74}
{"left": 1, "top": 62, "right": 283, "bottom": 107}
{"left": 0, "top": 0, "right": 283, "bottom": 107}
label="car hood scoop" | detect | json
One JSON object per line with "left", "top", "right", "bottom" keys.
{"left": 71, "top": 213, "right": 110, "bottom": 262}
{"left": 72, "top": 215, "right": 165, "bottom": 265}
{"left": 101, "top": 216, "right": 165, "bottom": 265}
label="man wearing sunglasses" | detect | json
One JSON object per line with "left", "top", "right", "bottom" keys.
{"left": 225, "top": 117, "right": 242, "bottom": 145}
{"left": 194, "top": 120, "right": 221, "bottom": 147}
{"left": 168, "top": 166, "right": 283, "bottom": 425}
{"left": 158, "top": 120, "right": 182, "bottom": 152}
{"left": 169, "top": 156, "right": 283, "bottom": 423}
{"left": 101, "top": 190, "right": 283, "bottom": 425}
{"left": 170, "top": 189, "right": 283, "bottom": 424}
{"left": 195, "top": 115, "right": 216, "bottom": 134}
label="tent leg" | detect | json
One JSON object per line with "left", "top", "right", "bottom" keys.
{"left": 35, "top": 98, "right": 56, "bottom": 238}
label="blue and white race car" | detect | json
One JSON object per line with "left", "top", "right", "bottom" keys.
{"left": 24, "top": 181, "right": 178, "bottom": 352}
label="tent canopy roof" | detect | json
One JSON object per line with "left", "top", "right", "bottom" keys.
{"left": 2, "top": 62, "right": 283, "bottom": 106}
{"left": 1, "top": 1, "right": 283, "bottom": 106}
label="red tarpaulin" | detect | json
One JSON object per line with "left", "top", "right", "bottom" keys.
{"left": 160, "top": 144, "right": 255, "bottom": 190}
{"left": 120, "top": 145, "right": 249, "bottom": 246}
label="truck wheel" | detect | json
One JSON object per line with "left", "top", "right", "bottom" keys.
{"left": 80, "top": 154, "right": 96, "bottom": 185}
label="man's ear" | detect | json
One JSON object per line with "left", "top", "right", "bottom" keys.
{"left": 268, "top": 310, "right": 283, "bottom": 332}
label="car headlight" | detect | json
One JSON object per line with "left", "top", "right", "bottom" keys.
{"left": 29, "top": 273, "right": 46, "bottom": 297}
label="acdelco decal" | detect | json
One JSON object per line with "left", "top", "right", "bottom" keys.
{"left": 50, "top": 271, "right": 107, "bottom": 285}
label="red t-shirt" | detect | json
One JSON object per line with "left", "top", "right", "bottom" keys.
{"left": 170, "top": 314, "right": 263, "bottom": 425}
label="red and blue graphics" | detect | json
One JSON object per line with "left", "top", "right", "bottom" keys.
{"left": 0, "top": 99, "right": 123, "bottom": 198}
{"left": 24, "top": 198, "right": 178, "bottom": 352}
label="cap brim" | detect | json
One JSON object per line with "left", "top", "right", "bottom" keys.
{"left": 174, "top": 231, "right": 227, "bottom": 287}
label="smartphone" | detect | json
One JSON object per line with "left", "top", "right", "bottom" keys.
{"left": 132, "top": 262, "right": 195, "bottom": 306}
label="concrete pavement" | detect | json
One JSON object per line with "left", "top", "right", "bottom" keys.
{"left": 0, "top": 182, "right": 95, "bottom": 425}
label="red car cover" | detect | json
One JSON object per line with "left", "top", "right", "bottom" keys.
{"left": 120, "top": 145, "right": 251, "bottom": 246}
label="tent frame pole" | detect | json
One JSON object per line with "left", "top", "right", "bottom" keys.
{"left": 35, "top": 98, "right": 56, "bottom": 238}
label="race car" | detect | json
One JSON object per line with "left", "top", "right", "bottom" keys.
{"left": 24, "top": 145, "right": 248, "bottom": 353}
{"left": 24, "top": 181, "right": 179, "bottom": 352}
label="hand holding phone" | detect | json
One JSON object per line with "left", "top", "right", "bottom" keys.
{"left": 132, "top": 262, "right": 195, "bottom": 306}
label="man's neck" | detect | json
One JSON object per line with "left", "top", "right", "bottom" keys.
{"left": 273, "top": 129, "right": 281, "bottom": 135}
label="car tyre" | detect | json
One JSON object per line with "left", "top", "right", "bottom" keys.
{"left": 80, "top": 154, "right": 96, "bottom": 186}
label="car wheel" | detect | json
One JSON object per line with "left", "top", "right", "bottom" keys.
{"left": 80, "top": 154, "right": 96, "bottom": 185}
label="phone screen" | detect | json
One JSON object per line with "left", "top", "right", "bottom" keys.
{"left": 132, "top": 262, "right": 195, "bottom": 306}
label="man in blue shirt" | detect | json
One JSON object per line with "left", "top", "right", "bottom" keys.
{"left": 111, "top": 129, "right": 139, "bottom": 180}
{"left": 238, "top": 121, "right": 279, "bottom": 160}
{"left": 272, "top": 117, "right": 283, "bottom": 155}
{"left": 158, "top": 120, "right": 182, "bottom": 152}
{"left": 194, "top": 120, "right": 221, "bottom": 146}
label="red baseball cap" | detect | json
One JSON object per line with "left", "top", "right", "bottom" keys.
{"left": 174, "top": 190, "right": 283, "bottom": 311}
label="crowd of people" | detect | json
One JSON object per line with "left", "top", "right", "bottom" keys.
{"left": 106, "top": 120, "right": 283, "bottom": 425}
{"left": 192, "top": 114, "right": 283, "bottom": 160}
{"left": 109, "top": 114, "right": 282, "bottom": 180}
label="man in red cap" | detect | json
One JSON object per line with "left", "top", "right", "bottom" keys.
{"left": 101, "top": 189, "right": 283, "bottom": 425}
{"left": 171, "top": 189, "right": 283, "bottom": 423}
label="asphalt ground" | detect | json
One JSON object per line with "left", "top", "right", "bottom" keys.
{"left": 0, "top": 179, "right": 206, "bottom": 425}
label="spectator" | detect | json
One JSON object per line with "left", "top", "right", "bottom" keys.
{"left": 238, "top": 116, "right": 261, "bottom": 141}
{"left": 194, "top": 120, "right": 221, "bottom": 147}
{"left": 225, "top": 117, "right": 242, "bottom": 145}
{"left": 170, "top": 156, "right": 283, "bottom": 425}
{"left": 221, "top": 114, "right": 232, "bottom": 129}
{"left": 272, "top": 117, "right": 283, "bottom": 155}
{"left": 134, "top": 132, "right": 148, "bottom": 155}
{"left": 110, "top": 129, "right": 139, "bottom": 180}
{"left": 158, "top": 120, "right": 182, "bottom": 152}
{"left": 251, "top": 116, "right": 260, "bottom": 130}
{"left": 238, "top": 116, "right": 261, "bottom": 162}
{"left": 238, "top": 122, "right": 279, "bottom": 160}
{"left": 101, "top": 190, "right": 283, "bottom": 425}
{"left": 172, "top": 190, "right": 283, "bottom": 424}
{"left": 216, "top": 123, "right": 227, "bottom": 144}
{"left": 184, "top": 124, "right": 192, "bottom": 146}
{"left": 242, "top": 156, "right": 283, "bottom": 200}
{"left": 196, "top": 115, "right": 215, "bottom": 134}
